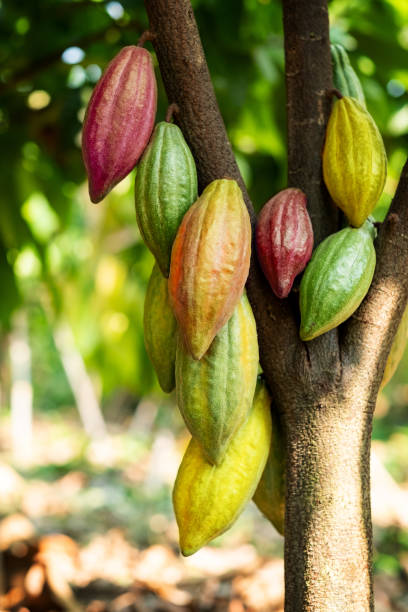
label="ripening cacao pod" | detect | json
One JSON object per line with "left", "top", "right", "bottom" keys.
{"left": 253, "top": 406, "right": 285, "bottom": 535}
{"left": 331, "top": 43, "right": 365, "bottom": 105}
{"left": 135, "top": 122, "right": 198, "bottom": 277}
{"left": 299, "top": 220, "right": 376, "bottom": 341}
{"left": 168, "top": 179, "right": 251, "bottom": 360}
{"left": 144, "top": 263, "right": 177, "bottom": 393}
{"left": 381, "top": 304, "right": 408, "bottom": 390}
{"left": 322, "top": 96, "right": 387, "bottom": 227}
{"left": 256, "top": 188, "right": 313, "bottom": 298}
{"left": 173, "top": 380, "right": 271, "bottom": 556}
{"left": 82, "top": 46, "right": 157, "bottom": 203}
{"left": 176, "top": 292, "right": 259, "bottom": 465}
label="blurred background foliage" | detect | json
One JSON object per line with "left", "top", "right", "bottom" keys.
{"left": 1, "top": 0, "right": 408, "bottom": 397}
{"left": 0, "top": 0, "right": 408, "bottom": 609}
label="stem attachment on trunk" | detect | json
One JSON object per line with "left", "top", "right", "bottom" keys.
{"left": 165, "top": 102, "right": 179, "bottom": 123}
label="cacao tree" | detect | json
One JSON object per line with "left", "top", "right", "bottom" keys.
{"left": 1, "top": 0, "right": 407, "bottom": 609}
{"left": 142, "top": 0, "right": 408, "bottom": 609}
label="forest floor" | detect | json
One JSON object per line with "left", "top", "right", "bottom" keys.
{"left": 0, "top": 393, "right": 407, "bottom": 611}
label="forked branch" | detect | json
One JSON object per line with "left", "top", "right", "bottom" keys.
{"left": 144, "top": 0, "right": 408, "bottom": 405}
{"left": 342, "top": 159, "right": 408, "bottom": 392}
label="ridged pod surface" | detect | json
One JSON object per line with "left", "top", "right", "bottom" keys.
{"left": 331, "top": 43, "right": 365, "bottom": 105}
{"left": 176, "top": 292, "right": 259, "bottom": 465}
{"left": 381, "top": 305, "right": 408, "bottom": 389}
{"left": 256, "top": 188, "right": 313, "bottom": 298}
{"left": 144, "top": 263, "right": 177, "bottom": 393}
{"left": 173, "top": 381, "right": 271, "bottom": 556}
{"left": 322, "top": 96, "right": 387, "bottom": 227}
{"left": 299, "top": 220, "right": 376, "bottom": 341}
{"left": 135, "top": 122, "right": 198, "bottom": 277}
{"left": 168, "top": 179, "right": 251, "bottom": 360}
{"left": 253, "top": 404, "right": 285, "bottom": 535}
{"left": 82, "top": 46, "right": 157, "bottom": 203}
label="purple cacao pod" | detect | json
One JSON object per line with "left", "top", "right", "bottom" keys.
{"left": 256, "top": 188, "right": 314, "bottom": 298}
{"left": 82, "top": 46, "right": 157, "bottom": 203}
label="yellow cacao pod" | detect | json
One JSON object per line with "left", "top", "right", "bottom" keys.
{"left": 173, "top": 380, "right": 271, "bottom": 556}
{"left": 144, "top": 263, "right": 177, "bottom": 393}
{"left": 253, "top": 407, "right": 285, "bottom": 535}
{"left": 381, "top": 304, "right": 408, "bottom": 390}
{"left": 322, "top": 96, "right": 387, "bottom": 227}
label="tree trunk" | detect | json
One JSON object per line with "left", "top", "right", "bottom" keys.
{"left": 144, "top": 0, "right": 408, "bottom": 609}
{"left": 281, "top": 2, "right": 373, "bottom": 608}
{"left": 284, "top": 394, "right": 374, "bottom": 610}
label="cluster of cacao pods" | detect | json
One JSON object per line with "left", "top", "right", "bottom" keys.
{"left": 298, "top": 43, "right": 387, "bottom": 341}
{"left": 82, "top": 41, "right": 284, "bottom": 555}
{"left": 254, "top": 44, "right": 386, "bottom": 344}
{"left": 82, "top": 39, "right": 402, "bottom": 556}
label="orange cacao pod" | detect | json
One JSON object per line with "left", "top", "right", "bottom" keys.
{"left": 168, "top": 179, "right": 251, "bottom": 359}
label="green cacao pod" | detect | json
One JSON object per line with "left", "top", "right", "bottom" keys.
{"left": 331, "top": 43, "right": 365, "bottom": 105}
{"left": 173, "top": 380, "right": 271, "bottom": 556}
{"left": 144, "top": 263, "right": 177, "bottom": 393}
{"left": 168, "top": 179, "right": 251, "bottom": 360}
{"left": 322, "top": 96, "right": 387, "bottom": 228}
{"left": 253, "top": 406, "right": 285, "bottom": 536}
{"left": 176, "top": 292, "right": 259, "bottom": 465}
{"left": 135, "top": 122, "right": 198, "bottom": 278}
{"left": 299, "top": 220, "right": 376, "bottom": 341}
{"left": 381, "top": 304, "right": 408, "bottom": 390}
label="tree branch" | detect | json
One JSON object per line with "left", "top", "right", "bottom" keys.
{"left": 144, "top": 0, "right": 305, "bottom": 399}
{"left": 283, "top": 0, "right": 337, "bottom": 244}
{"left": 282, "top": 0, "right": 341, "bottom": 389}
{"left": 342, "top": 159, "right": 408, "bottom": 394}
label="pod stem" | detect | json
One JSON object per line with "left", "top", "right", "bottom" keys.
{"left": 165, "top": 103, "right": 179, "bottom": 123}
{"left": 137, "top": 30, "right": 156, "bottom": 47}
{"left": 328, "top": 88, "right": 343, "bottom": 100}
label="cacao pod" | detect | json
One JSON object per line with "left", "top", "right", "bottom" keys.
{"left": 173, "top": 380, "right": 271, "bottom": 556}
{"left": 135, "top": 122, "right": 198, "bottom": 278}
{"left": 331, "top": 43, "right": 365, "bottom": 106}
{"left": 299, "top": 220, "right": 376, "bottom": 341}
{"left": 322, "top": 96, "right": 387, "bottom": 227}
{"left": 255, "top": 188, "right": 313, "bottom": 298}
{"left": 144, "top": 263, "right": 177, "bottom": 393}
{"left": 176, "top": 292, "right": 259, "bottom": 465}
{"left": 381, "top": 304, "right": 408, "bottom": 389}
{"left": 253, "top": 406, "right": 285, "bottom": 535}
{"left": 82, "top": 46, "right": 157, "bottom": 203}
{"left": 168, "top": 179, "right": 251, "bottom": 360}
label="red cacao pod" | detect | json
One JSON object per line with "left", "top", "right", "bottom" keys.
{"left": 255, "top": 188, "right": 313, "bottom": 298}
{"left": 82, "top": 46, "right": 157, "bottom": 203}
{"left": 168, "top": 179, "right": 251, "bottom": 360}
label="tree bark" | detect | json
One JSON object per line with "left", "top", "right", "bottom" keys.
{"left": 144, "top": 0, "right": 408, "bottom": 610}
{"left": 281, "top": 2, "right": 372, "bottom": 609}
{"left": 284, "top": 391, "right": 374, "bottom": 610}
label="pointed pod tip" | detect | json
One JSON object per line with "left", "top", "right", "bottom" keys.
{"left": 180, "top": 544, "right": 198, "bottom": 557}
{"left": 89, "top": 186, "right": 105, "bottom": 204}
{"left": 299, "top": 326, "right": 315, "bottom": 342}
{"left": 182, "top": 334, "right": 212, "bottom": 361}
{"left": 179, "top": 533, "right": 205, "bottom": 557}
{"left": 203, "top": 446, "right": 225, "bottom": 466}
{"left": 273, "top": 284, "right": 291, "bottom": 300}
